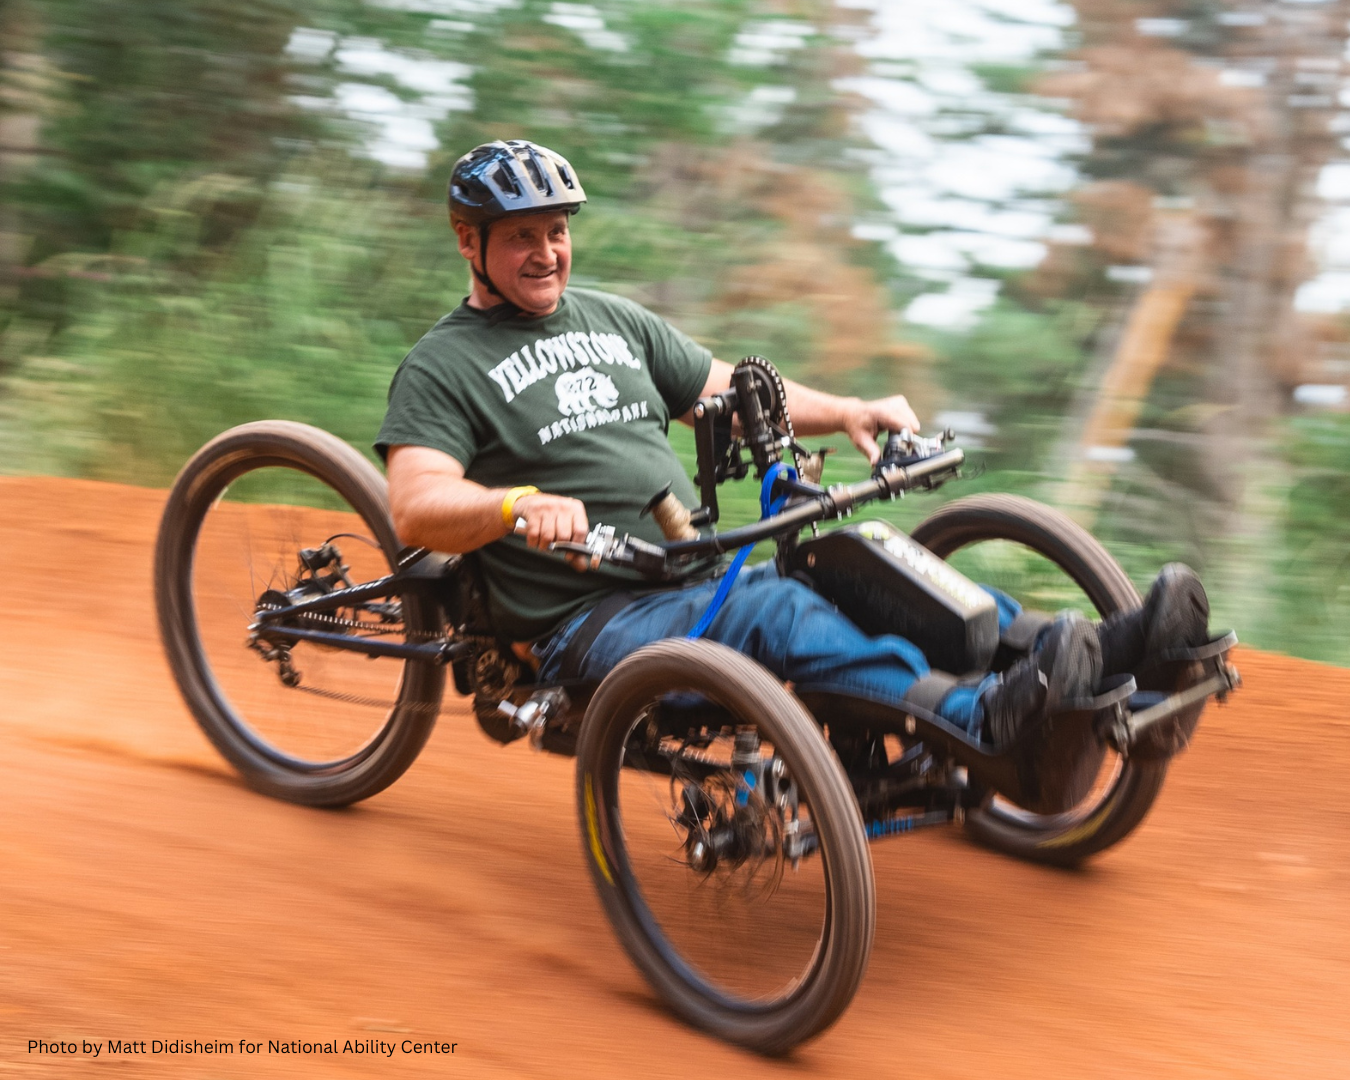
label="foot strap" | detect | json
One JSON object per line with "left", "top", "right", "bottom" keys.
{"left": 1002, "top": 610, "right": 1052, "bottom": 653}
{"left": 902, "top": 673, "right": 960, "bottom": 718}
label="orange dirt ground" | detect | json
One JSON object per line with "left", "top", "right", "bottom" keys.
{"left": 0, "top": 476, "right": 1346, "bottom": 1078}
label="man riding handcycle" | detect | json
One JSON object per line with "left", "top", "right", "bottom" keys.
{"left": 154, "top": 140, "right": 1240, "bottom": 1054}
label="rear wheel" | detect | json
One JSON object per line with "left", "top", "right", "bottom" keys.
{"left": 576, "top": 639, "right": 874, "bottom": 1054}
{"left": 154, "top": 421, "right": 445, "bottom": 807}
{"left": 911, "top": 493, "right": 1167, "bottom": 866}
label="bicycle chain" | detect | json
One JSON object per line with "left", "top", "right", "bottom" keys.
{"left": 256, "top": 603, "right": 444, "bottom": 640}
{"left": 253, "top": 601, "right": 465, "bottom": 712}
{"left": 287, "top": 681, "right": 445, "bottom": 713}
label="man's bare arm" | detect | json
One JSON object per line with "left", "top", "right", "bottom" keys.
{"left": 386, "top": 445, "right": 589, "bottom": 560}
{"left": 679, "top": 358, "right": 921, "bottom": 465}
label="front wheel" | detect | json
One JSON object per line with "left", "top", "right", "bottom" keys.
{"left": 911, "top": 493, "right": 1168, "bottom": 866}
{"left": 576, "top": 639, "right": 874, "bottom": 1054}
{"left": 154, "top": 421, "right": 445, "bottom": 807}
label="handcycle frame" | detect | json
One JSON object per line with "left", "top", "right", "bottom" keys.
{"left": 244, "top": 360, "right": 1239, "bottom": 838}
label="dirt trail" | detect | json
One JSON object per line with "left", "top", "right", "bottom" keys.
{"left": 0, "top": 476, "right": 1347, "bottom": 1078}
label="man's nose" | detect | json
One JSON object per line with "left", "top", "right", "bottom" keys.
{"left": 525, "top": 238, "right": 556, "bottom": 262}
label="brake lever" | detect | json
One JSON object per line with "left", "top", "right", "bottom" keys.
{"left": 511, "top": 519, "right": 618, "bottom": 570}
{"left": 547, "top": 540, "right": 595, "bottom": 557}
{"left": 514, "top": 517, "right": 670, "bottom": 576}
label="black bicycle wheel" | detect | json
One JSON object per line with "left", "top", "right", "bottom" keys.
{"left": 154, "top": 421, "right": 445, "bottom": 807}
{"left": 911, "top": 493, "right": 1168, "bottom": 866}
{"left": 576, "top": 639, "right": 874, "bottom": 1054}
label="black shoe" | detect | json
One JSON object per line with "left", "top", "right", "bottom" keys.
{"left": 981, "top": 612, "right": 1102, "bottom": 754}
{"left": 1098, "top": 563, "right": 1210, "bottom": 677}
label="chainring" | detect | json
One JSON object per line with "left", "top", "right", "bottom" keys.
{"left": 735, "top": 356, "right": 805, "bottom": 476}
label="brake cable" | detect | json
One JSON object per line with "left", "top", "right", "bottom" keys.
{"left": 687, "top": 461, "right": 797, "bottom": 639}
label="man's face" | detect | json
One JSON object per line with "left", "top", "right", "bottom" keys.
{"left": 456, "top": 211, "right": 572, "bottom": 315}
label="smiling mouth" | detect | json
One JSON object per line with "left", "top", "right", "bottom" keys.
{"left": 522, "top": 267, "right": 558, "bottom": 280}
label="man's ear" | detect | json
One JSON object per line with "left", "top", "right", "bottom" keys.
{"left": 451, "top": 220, "right": 479, "bottom": 262}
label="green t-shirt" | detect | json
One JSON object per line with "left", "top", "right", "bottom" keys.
{"left": 376, "top": 287, "right": 714, "bottom": 641}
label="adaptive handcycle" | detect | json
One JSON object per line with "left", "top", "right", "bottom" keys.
{"left": 153, "top": 357, "right": 1239, "bottom": 1054}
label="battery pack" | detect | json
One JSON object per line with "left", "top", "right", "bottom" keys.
{"left": 792, "top": 520, "right": 998, "bottom": 675}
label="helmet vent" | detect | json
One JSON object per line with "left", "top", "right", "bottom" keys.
{"left": 521, "top": 151, "right": 550, "bottom": 195}
{"left": 492, "top": 163, "right": 522, "bottom": 199}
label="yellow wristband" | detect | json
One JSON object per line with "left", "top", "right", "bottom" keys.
{"left": 501, "top": 485, "right": 539, "bottom": 529}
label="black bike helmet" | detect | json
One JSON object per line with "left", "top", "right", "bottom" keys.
{"left": 448, "top": 139, "right": 586, "bottom": 226}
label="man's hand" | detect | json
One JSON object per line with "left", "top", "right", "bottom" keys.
{"left": 844, "top": 395, "right": 921, "bottom": 466}
{"left": 513, "top": 492, "right": 591, "bottom": 572}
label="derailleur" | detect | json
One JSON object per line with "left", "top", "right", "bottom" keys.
{"left": 247, "top": 636, "right": 301, "bottom": 687}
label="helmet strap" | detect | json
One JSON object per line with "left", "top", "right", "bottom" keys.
{"left": 471, "top": 222, "right": 523, "bottom": 325}
{"left": 471, "top": 223, "right": 500, "bottom": 296}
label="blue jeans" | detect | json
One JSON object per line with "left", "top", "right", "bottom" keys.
{"left": 534, "top": 562, "right": 1020, "bottom": 737}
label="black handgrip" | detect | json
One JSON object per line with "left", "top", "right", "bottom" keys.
{"left": 880, "top": 430, "right": 906, "bottom": 465}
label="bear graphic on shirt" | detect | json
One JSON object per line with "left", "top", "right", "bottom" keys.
{"left": 555, "top": 370, "right": 620, "bottom": 416}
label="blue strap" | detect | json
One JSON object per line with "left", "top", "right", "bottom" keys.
{"left": 688, "top": 462, "right": 797, "bottom": 639}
